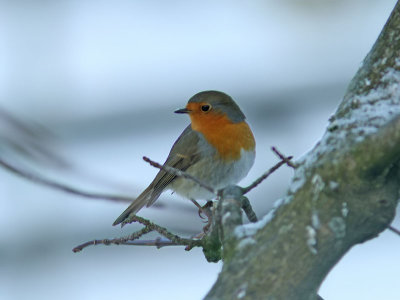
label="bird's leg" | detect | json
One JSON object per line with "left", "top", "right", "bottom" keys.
{"left": 201, "top": 201, "right": 214, "bottom": 233}
{"left": 190, "top": 198, "right": 206, "bottom": 219}
{"left": 190, "top": 199, "right": 214, "bottom": 235}
{"left": 201, "top": 201, "right": 213, "bottom": 219}
{"left": 190, "top": 199, "right": 213, "bottom": 219}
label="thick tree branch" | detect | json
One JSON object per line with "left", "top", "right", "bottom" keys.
{"left": 205, "top": 2, "right": 400, "bottom": 299}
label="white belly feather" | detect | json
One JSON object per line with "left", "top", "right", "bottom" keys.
{"left": 170, "top": 148, "right": 255, "bottom": 200}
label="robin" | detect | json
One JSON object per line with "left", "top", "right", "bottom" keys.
{"left": 113, "top": 90, "right": 255, "bottom": 226}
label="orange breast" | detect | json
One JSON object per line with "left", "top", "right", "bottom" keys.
{"left": 190, "top": 113, "right": 255, "bottom": 161}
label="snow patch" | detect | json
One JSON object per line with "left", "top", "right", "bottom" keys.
{"left": 312, "top": 211, "right": 320, "bottom": 229}
{"left": 284, "top": 195, "right": 294, "bottom": 204}
{"left": 222, "top": 212, "right": 231, "bottom": 224}
{"left": 278, "top": 223, "right": 293, "bottom": 235}
{"left": 329, "top": 181, "right": 339, "bottom": 190}
{"left": 234, "top": 196, "right": 290, "bottom": 239}
{"left": 329, "top": 68, "right": 400, "bottom": 145}
{"left": 289, "top": 165, "right": 306, "bottom": 194}
{"left": 306, "top": 225, "right": 318, "bottom": 255}
{"left": 341, "top": 202, "right": 349, "bottom": 218}
{"left": 234, "top": 208, "right": 275, "bottom": 238}
{"left": 236, "top": 283, "right": 248, "bottom": 299}
{"left": 329, "top": 216, "right": 346, "bottom": 239}
{"left": 311, "top": 174, "right": 325, "bottom": 202}
{"left": 272, "top": 197, "right": 284, "bottom": 209}
{"left": 238, "top": 237, "right": 256, "bottom": 249}
{"left": 288, "top": 67, "right": 400, "bottom": 198}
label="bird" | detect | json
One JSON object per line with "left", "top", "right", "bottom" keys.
{"left": 113, "top": 90, "right": 255, "bottom": 226}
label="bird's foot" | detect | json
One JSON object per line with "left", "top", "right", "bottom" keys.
{"left": 190, "top": 199, "right": 213, "bottom": 220}
{"left": 190, "top": 199, "right": 214, "bottom": 236}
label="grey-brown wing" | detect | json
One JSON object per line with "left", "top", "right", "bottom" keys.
{"left": 112, "top": 125, "right": 203, "bottom": 226}
{"left": 146, "top": 125, "right": 202, "bottom": 206}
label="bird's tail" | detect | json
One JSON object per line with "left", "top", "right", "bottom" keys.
{"left": 112, "top": 185, "right": 159, "bottom": 226}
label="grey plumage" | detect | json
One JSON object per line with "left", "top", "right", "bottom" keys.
{"left": 112, "top": 125, "right": 203, "bottom": 225}
{"left": 188, "top": 91, "right": 246, "bottom": 123}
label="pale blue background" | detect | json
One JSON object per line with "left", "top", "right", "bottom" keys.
{"left": 1, "top": 1, "right": 399, "bottom": 299}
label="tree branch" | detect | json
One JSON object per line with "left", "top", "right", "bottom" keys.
{"left": 73, "top": 226, "right": 153, "bottom": 252}
{"left": 388, "top": 225, "right": 400, "bottom": 236}
{"left": 73, "top": 214, "right": 202, "bottom": 253}
{"left": 205, "top": 2, "right": 400, "bottom": 299}
{"left": 242, "top": 147, "right": 294, "bottom": 194}
{"left": 72, "top": 149, "right": 293, "bottom": 260}
{"left": 121, "top": 214, "right": 202, "bottom": 247}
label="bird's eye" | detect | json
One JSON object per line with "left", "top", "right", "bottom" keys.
{"left": 201, "top": 104, "right": 211, "bottom": 112}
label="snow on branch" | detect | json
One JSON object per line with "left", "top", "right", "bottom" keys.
{"left": 205, "top": 3, "right": 400, "bottom": 299}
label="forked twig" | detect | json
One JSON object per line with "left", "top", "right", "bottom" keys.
{"left": 73, "top": 226, "right": 152, "bottom": 252}
{"left": 73, "top": 214, "right": 202, "bottom": 252}
{"left": 243, "top": 147, "right": 294, "bottom": 194}
{"left": 271, "top": 146, "right": 297, "bottom": 169}
{"left": 122, "top": 214, "right": 202, "bottom": 246}
{"left": 242, "top": 160, "right": 289, "bottom": 194}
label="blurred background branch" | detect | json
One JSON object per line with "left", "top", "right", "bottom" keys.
{"left": 0, "top": 106, "right": 70, "bottom": 167}
{"left": 0, "top": 156, "right": 134, "bottom": 203}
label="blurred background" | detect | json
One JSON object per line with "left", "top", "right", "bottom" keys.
{"left": 1, "top": 0, "right": 399, "bottom": 299}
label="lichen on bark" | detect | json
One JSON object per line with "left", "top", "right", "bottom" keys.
{"left": 203, "top": 2, "right": 400, "bottom": 299}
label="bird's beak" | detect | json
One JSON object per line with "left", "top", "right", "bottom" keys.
{"left": 174, "top": 107, "right": 191, "bottom": 114}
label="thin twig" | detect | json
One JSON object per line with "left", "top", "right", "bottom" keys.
{"left": 0, "top": 158, "right": 134, "bottom": 203}
{"left": 121, "top": 237, "right": 181, "bottom": 248}
{"left": 73, "top": 226, "right": 153, "bottom": 252}
{"left": 388, "top": 225, "right": 400, "bottom": 236}
{"left": 121, "top": 237, "right": 202, "bottom": 249}
{"left": 242, "top": 147, "right": 294, "bottom": 194}
{"left": 122, "top": 214, "right": 202, "bottom": 246}
{"left": 243, "top": 160, "right": 290, "bottom": 194}
{"left": 143, "top": 156, "right": 216, "bottom": 194}
{"left": 272, "top": 146, "right": 296, "bottom": 168}
{"left": 73, "top": 214, "right": 202, "bottom": 252}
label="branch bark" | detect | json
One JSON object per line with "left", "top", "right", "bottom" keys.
{"left": 71, "top": 150, "right": 292, "bottom": 256}
{"left": 205, "top": 2, "right": 400, "bottom": 299}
